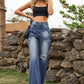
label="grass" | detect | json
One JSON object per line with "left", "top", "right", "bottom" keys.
{"left": 0, "top": 68, "right": 60, "bottom": 84}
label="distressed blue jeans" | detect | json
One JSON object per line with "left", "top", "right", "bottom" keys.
{"left": 27, "top": 20, "right": 50, "bottom": 84}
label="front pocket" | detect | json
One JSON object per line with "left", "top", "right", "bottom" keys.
{"left": 30, "top": 21, "right": 37, "bottom": 29}
{"left": 43, "top": 23, "right": 49, "bottom": 29}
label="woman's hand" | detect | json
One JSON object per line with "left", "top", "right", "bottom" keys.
{"left": 30, "top": 17, "right": 35, "bottom": 21}
{"left": 25, "top": 15, "right": 34, "bottom": 21}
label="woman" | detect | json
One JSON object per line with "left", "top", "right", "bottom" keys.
{"left": 14, "top": 0, "right": 53, "bottom": 84}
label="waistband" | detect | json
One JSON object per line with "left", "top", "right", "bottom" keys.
{"left": 32, "top": 20, "right": 48, "bottom": 25}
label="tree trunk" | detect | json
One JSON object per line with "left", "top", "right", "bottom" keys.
{"left": 0, "top": 0, "right": 6, "bottom": 51}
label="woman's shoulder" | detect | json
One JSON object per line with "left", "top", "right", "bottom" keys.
{"left": 28, "top": 1, "right": 32, "bottom": 6}
{"left": 25, "top": 1, "right": 33, "bottom": 9}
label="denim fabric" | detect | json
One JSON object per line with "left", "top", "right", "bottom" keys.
{"left": 27, "top": 20, "right": 50, "bottom": 84}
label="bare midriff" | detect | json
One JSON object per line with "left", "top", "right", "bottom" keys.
{"left": 33, "top": 16, "right": 48, "bottom": 22}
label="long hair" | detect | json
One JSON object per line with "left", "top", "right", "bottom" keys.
{"left": 31, "top": 0, "right": 48, "bottom": 10}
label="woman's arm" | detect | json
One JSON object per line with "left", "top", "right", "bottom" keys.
{"left": 14, "top": 1, "right": 34, "bottom": 20}
{"left": 48, "top": 0, "right": 54, "bottom": 15}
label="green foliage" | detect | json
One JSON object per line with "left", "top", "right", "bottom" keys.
{"left": 59, "top": 0, "right": 84, "bottom": 30}
{"left": 6, "top": 17, "right": 23, "bottom": 23}
{"left": 77, "top": 24, "right": 84, "bottom": 28}
{"left": 7, "top": 10, "right": 33, "bottom": 23}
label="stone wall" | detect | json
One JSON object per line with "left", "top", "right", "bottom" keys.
{"left": 0, "top": 28, "right": 84, "bottom": 84}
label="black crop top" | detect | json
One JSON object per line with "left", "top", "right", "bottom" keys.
{"left": 33, "top": 5, "right": 49, "bottom": 17}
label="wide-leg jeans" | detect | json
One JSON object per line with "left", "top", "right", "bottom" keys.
{"left": 27, "top": 20, "right": 50, "bottom": 84}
